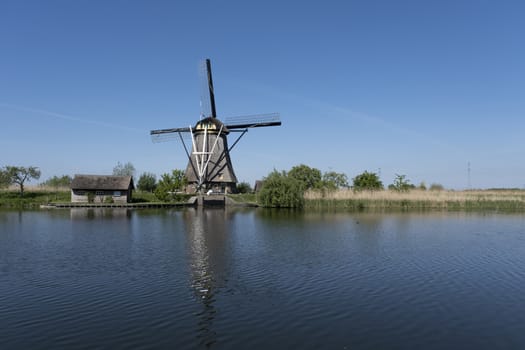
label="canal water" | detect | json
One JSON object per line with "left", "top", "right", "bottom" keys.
{"left": 1, "top": 208, "right": 524, "bottom": 349}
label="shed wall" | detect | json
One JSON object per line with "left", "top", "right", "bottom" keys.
{"left": 71, "top": 189, "right": 131, "bottom": 203}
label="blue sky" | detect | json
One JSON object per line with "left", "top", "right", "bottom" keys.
{"left": 1, "top": 0, "right": 524, "bottom": 189}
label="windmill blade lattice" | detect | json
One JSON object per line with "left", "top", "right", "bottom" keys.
{"left": 150, "top": 126, "right": 192, "bottom": 143}
{"left": 224, "top": 113, "right": 281, "bottom": 129}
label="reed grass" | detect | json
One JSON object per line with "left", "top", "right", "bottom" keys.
{"left": 5, "top": 184, "right": 72, "bottom": 192}
{"left": 304, "top": 189, "right": 525, "bottom": 211}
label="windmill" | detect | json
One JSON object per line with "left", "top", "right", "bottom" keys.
{"left": 150, "top": 59, "right": 281, "bottom": 194}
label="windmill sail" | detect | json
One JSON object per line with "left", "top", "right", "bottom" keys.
{"left": 225, "top": 113, "right": 281, "bottom": 129}
{"left": 199, "top": 59, "right": 217, "bottom": 119}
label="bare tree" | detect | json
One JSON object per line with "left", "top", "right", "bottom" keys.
{"left": 2, "top": 166, "right": 41, "bottom": 196}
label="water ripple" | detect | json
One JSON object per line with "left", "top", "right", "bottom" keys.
{"left": 1, "top": 210, "right": 525, "bottom": 349}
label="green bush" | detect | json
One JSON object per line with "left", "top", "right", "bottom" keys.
{"left": 137, "top": 172, "right": 157, "bottom": 192}
{"left": 154, "top": 169, "right": 187, "bottom": 201}
{"left": 390, "top": 174, "right": 412, "bottom": 192}
{"left": 429, "top": 183, "right": 444, "bottom": 191}
{"left": 257, "top": 170, "right": 304, "bottom": 208}
{"left": 288, "top": 164, "right": 322, "bottom": 190}
{"left": 322, "top": 171, "right": 349, "bottom": 189}
{"left": 353, "top": 171, "right": 383, "bottom": 191}
{"left": 236, "top": 181, "right": 252, "bottom": 194}
{"left": 41, "top": 175, "right": 72, "bottom": 188}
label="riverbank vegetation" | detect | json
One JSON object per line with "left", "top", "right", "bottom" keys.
{"left": 3, "top": 186, "right": 525, "bottom": 212}
{"left": 255, "top": 165, "right": 525, "bottom": 211}
{"left": 257, "top": 170, "right": 305, "bottom": 208}
{"left": 0, "top": 187, "right": 192, "bottom": 209}
{"left": 3, "top": 161, "right": 525, "bottom": 212}
{"left": 0, "top": 187, "right": 70, "bottom": 209}
{"left": 304, "top": 188, "right": 525, "bottom": 211}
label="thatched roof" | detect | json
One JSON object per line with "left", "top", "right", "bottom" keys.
{"left": 71, "top": 175, "right": 134, "bottom": 190}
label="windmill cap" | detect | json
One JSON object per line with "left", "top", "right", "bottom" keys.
{"left": 194, "top": 117, "right": 230, "bottom": 133}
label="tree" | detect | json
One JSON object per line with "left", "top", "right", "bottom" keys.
{"left": 236, "top": 181, "right": 252, "bottom": 194}
{"left": 42, "top": 175, "right": 72, "bottom": 189}
{"left": 137, "top": 172, "right": 157, "bottom": 192}
{"left": 113, "top": 161, "right": 135, "bottom": 177}
{"left": 322, "top": 171, "right": 349, "bottom": 190}
{"left": 154, "top": 169, "right": 187, "bottom": 201}
{"left": 258, "top": 170, "right": 304, "bottom": 208}
{"left": 288, "top": 164, "right": 322, "bottom": 190}
{"left": 0, "top": 169, "right": 10, "bottom": 189}
{"left": 352, "top": 171, "right": 383, "bottom": 191}
{"left": 390, "top": 174, "right": 412, "bottom": 192}
{"left": 2, "top": 166, "right": 41, "bottom": 196}
{"left": 429, "top": 183, "right": 444, "bottom": 191}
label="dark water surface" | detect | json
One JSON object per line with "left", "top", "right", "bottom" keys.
{"left": 1, "top": 208, "right": 524, "bottom": 349}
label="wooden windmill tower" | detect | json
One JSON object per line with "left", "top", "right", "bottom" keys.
{"left": 150, "top": 59, "right": 281, "bottom": 194}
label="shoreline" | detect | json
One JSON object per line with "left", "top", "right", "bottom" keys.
{"left": 3, "top": 189, "right": 525, "bottom": 212}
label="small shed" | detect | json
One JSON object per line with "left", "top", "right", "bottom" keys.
{"left": 71, "top": 175, "right": 134, "bottom": 203}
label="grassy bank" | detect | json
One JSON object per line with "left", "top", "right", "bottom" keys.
{"left": 0, "top": 188, "right": 71, "bottom": 209}
{"left": 304, "top": 189, "right": 525, "bottom": 211}
{"left": 227, "top": 193, "right": 258, "bottom": 205}
{"left": 4, "top": 187, "right": 525, "bottom": 212}
{"left": 0, "top": 188, "right": 177, "bottom": 209}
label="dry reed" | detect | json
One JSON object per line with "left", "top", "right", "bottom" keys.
{"left": 3, "top": 185, "right": 71, "bottom": 192}
{"left": 304, "top": 189, "right": 525, "bottom": 211}
{"left": 305, "top": 189, "right": 525, "bottom": 202}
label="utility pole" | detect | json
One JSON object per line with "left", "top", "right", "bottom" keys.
{"left": 467, "top": 161, "right": 471, "bottom": 190}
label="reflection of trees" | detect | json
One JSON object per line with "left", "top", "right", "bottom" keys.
{"left": 255, "top": 207, "right": 305, "bottom": 222}
{"left": 182, "top": 208, "right": 232, "bottom": 348}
